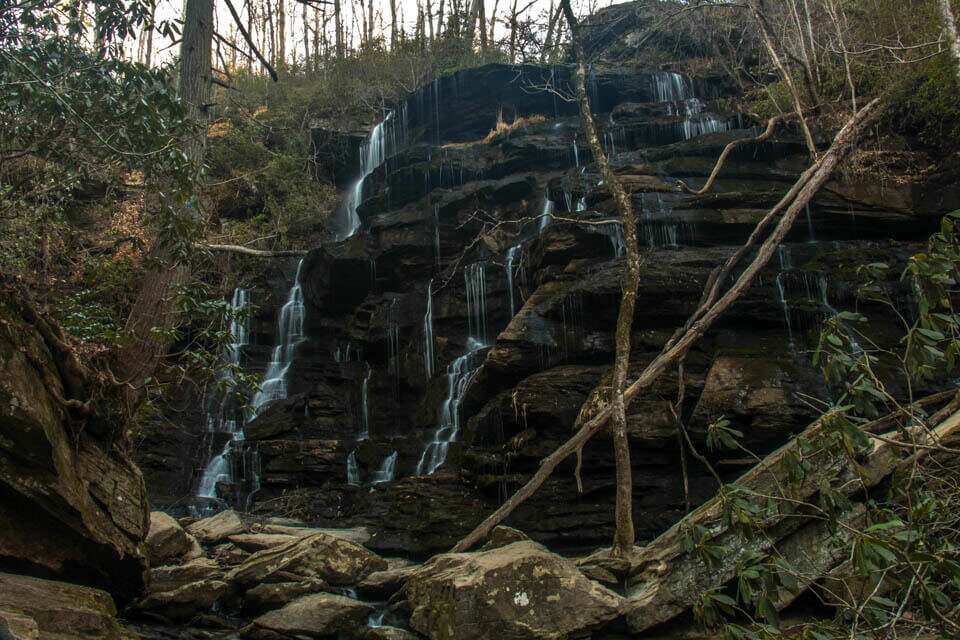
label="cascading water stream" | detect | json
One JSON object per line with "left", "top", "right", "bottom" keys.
{"left": 359, "top": 365, "right": 372, "bottom": 440}
{"left": 334, "top": 105, "right": 409, "bottom": 241}
{"left": 423, "top": 281, "right": 435, "bottom": 379}
{"left": 505, "top": 245, "right": 521, "bottom": 316}
{"left": 347, "top": 450, "right": 361, "bottom": 485}
{"left": 371, "top": 451, "right": 398, "bottom": 484}
{"left": 196, "top": 288, "right": 250, "bottom": 500}
{"left": 250, "top": 260, "right": 305, "bottom": 417}
{"left": 416, "top": 338, "right": 486, "bottom": 476}
{"left": 464, "top": 262, "right": 488, "bottom": 345}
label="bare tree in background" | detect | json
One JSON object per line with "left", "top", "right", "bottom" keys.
{"left": 940, "top": 0, "right": 960, "bottom": 82}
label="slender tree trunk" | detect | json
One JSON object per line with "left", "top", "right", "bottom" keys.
{"left": 749, "top": 0, "right": 818, "bottom": 158}
{"left": 277, "top": 0, "right": 286, "bottom": 64}
{"left": 334, "top": 0, "right": 344, "bottom": 57}
{"left": 246, "top": 0, "right": 255, "bottom": 72}
{"left": 541, "top": 1, "right": 561, "bottom": 62}
{"left": 426, "top": 0, "right": 435, "bottom": 41}
{"left": 788, "top": 0, "right": 820, "bottom": 105}
{"left": 437, "top": 0, "right": 445, "bottom": 36}
{"left": 118, "top": 0, "right": 214, "bottom": 390}
{"left": 390, "top": 0, "right": 399, "bottom": 48}
{"left": 488, "top": 0, "right": 499, "bottom": 46}
{"left": 939, "top": 0, "right": 960, "bottom": 82}
{"left": 477, "top": 0, "right": 488, "bottom": 50}
{"left": 144, "top": 1, "right": 155, "bottom": 66}
{"left": 368, "top": 0, "right": 375, "bottom": 43}
{"left": 560, "top": 0, "right": 637, "bottom": 557}
{"left": 508, "top": 0, "right": 518, "bottom": 61}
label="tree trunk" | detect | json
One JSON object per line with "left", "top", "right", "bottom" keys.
{"left": 278, "top": 0, "right": 286, "bottom": 64}
{"left": 117, "top": 0, "right": 214, "bottom": 390}
{"left": 335, "top": 0, "right": 344, "bottom": 57}
{"left": 390, "top": 0, "right": 399, "bottom": 48}
{"left": 559, "top": 0, "right": 638, "bottom": 557}
{"left": 749, "top": 0, "right": 818, "bottom": 158}
{"left": 939, "top": 0, "right": 960, "bottom": 82}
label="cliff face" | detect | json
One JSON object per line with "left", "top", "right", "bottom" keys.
{"left": 158, "top": 56, "right": 955, "bottom": 555}
{"left": 0, "top": 290, "right": 148, "bottom": 599}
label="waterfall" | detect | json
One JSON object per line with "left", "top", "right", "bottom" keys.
{"left": 334, "top": 105, "right": 409, "bottom": 241}
{"left": 423, "top": 282, "right": 435, "bottom": 379}
{"left": 805, "top": 205, "right": 816, "bottom": 242}
{"left": 433, "top": 202, "right": 441, "bottom": 265}
{"left": 347, "top": 450, "right": 361, "bottom": 486}
{"left": 681, "top": 114, "right": 730, "bottom": 140}
{"left": 538, "top": 193, "right": 555, "bottom": 233}
{"left": 250, "top": 260, "right": 305, "bottom": 418}
{"left": 197, "top": 452, "right": 229, "bottom": 499}
{"left": 464, "top": 262, "right": 488, "bottom": 345}
{"left": 207, "top": 287, "right": 250, "bottom": 433}
{"left": 577, "top": 196, "right": 587, "bottom": 212}
{"left": 505, "top": 245, "right": 521, "bottom": 316}
{"left": 596, "top": 221, "right": 625, "bottom": 257}
{"left": 371, "top": 451, "right": 398, "bottom": 484}
{"left": 359, "top": 365, "right": 372, "bottom": 440}
{"left": 416, "top": 338, "right": 486, "bottom": 476}
{"left": 572, "top": 138, "right": 580, "bottom": 168}
{"left": 652, "top": 71, "right": 693, "bottom": 103}
{"left": 196, "top": 287, "right": 251, "bottom": 500}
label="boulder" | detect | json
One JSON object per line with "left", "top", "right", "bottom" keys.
{"left": 0, "top": 296, "right": 148, "bottom": 598}
{"left": 363, "top": 627, "right": 422, "bottom": 640}
{"left": 228, "top": 533, "right": 298, "bottom": 552}
{"left": 0, "top": 609, "right": 38, "bottom": 639}
{"left": 0, "top": 572, "right": 129, "bottom": 639}
{"left": 356, "top": 564, "right": 419, "bottom": 600}
{"left": 136, "top": 579, "right": 231, "bottom": 622}
{"left": 240, "top": 593, "right": 372, "bottom": 639}
{"left": 259, "top": 525, "right": 373, "bottom": 546}
{"left": 226, "top": 532, "right": 387, "bottom": 587}
{"left": 479, "top": 525, "right": 530, "bottom": 550}
{"left": 242, "top": 578, "right": 329, "bottom": 614}
{"left": 405, "top": 541, "right": 623, "bottom": 640}
{"left": 186, "top": 510, "right": 245, "bottom": 544}
{"left": 148, "top": 558, "right": 221, "bottom": 594}
{"left": 146, "top": 512, "right": 192, "bottom": 566}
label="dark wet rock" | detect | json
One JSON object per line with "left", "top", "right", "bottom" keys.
{"left": 147, "top": 558, "right": 222, "bottom": 594}
{"left": 136, "top": 579, "right": 231, "bottom": 623}
{"left": 479, "top": 525, "right": 530, "bottom": 550}
{"left": 228, "top": 534, "right": 298, "bottom": 552}
{"left": 241, "top": 578, "right": 329, "bottom": 614}
{"left": 406, "top": 540, "right": 623, "bottom": 640}
{"left": 0, "top": 572, "right": 131, "bottom": 640}
{"left": 226, "top": 532, "right": 387, "bottom": 587}
{"left": 356, "top": 564, "right": 418, "bottom": 601}
{"left": 240, "top": 593, "right": 372, "bottom": 639}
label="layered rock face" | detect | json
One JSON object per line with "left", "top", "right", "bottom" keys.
{"left": 0, "top": 293, "right": 148, "bottom": 599}
{"left": 174, "top": 59, "right": 950, "bottom": 556}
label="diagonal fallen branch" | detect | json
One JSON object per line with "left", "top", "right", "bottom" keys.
{"left": 450, "top": 97, "right": 883, "bottom": 554}
{"left": 677, "top": 113, "right": 792, "bottom": 196}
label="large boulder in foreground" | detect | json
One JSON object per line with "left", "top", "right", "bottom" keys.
{"left": 226, "top": 532, "right": 387, "bottom": 587}
{"left": 186, "top": 509, "right": 245, "bottom": 544}
{"left": 405, "top": 541, "right": 623, "bottom": 640}
{"left": 146, "top": 512, "right": 193, "bottom": 566}
{"left": 240, "top": 593, "right": 372, "bottom": 639}
{"left": 0, "top": 572, "right": 130, "bottom": 639}
{"left": 0, "top": 293, "right": 148, "bottom": 599}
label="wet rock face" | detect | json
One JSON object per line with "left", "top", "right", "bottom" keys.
{"left": 149, "top": 31, "right": 946, "bottom": 558}
{"left": 405, "top": 540, "right": 623, "bottom": 640}
{"left": 0, "top": 297, "right": 148, "bottom": 600}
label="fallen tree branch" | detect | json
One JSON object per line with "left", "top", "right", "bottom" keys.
{"left": 450, "top": 98, "right": 883, "bottom": 554}
{"left": 677, "top": 114, "right": 791, "bottom": 195}
{"left": 201, "top": 244, "right": 308, "bottom": 257}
